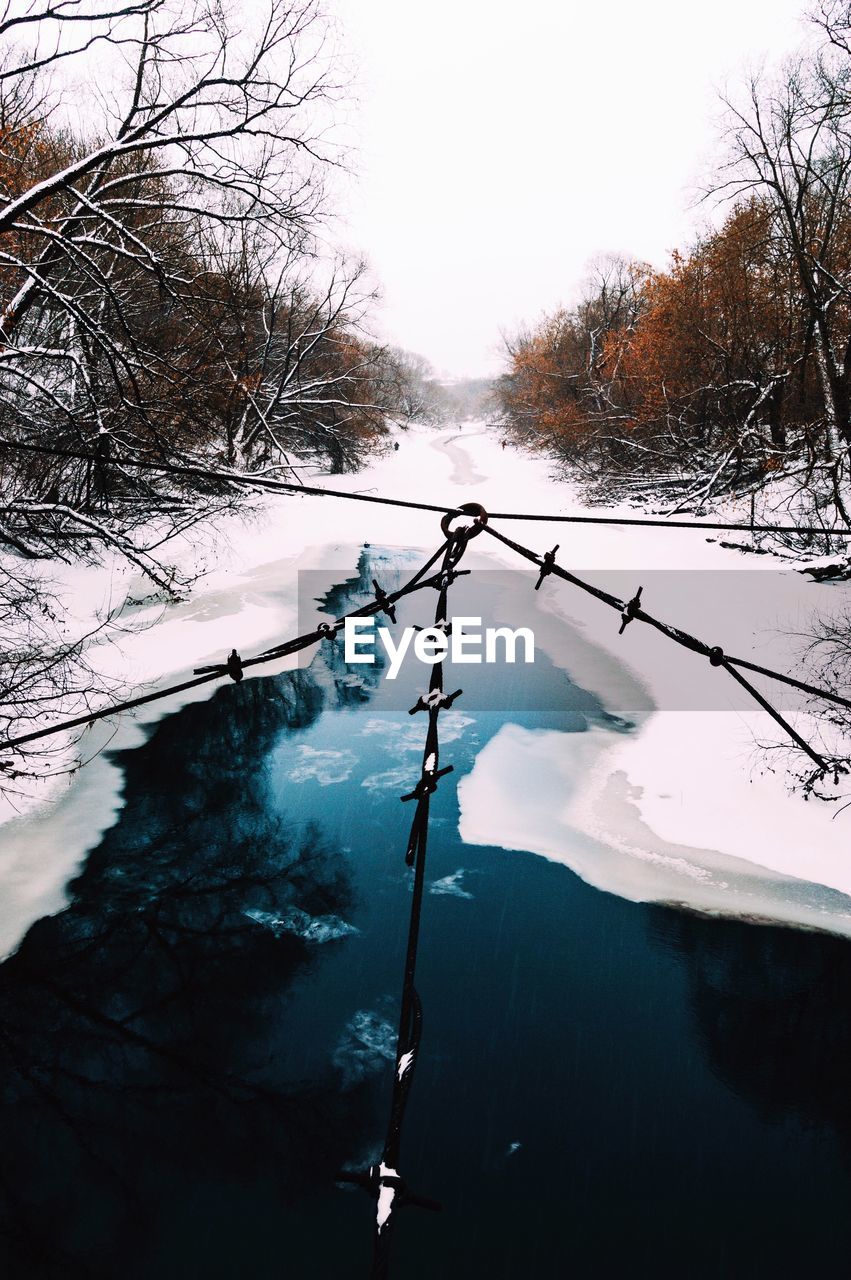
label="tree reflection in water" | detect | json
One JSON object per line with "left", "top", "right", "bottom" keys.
{"left": 650, "top": 906, "right": 851, "bottom": 1152}
{"left": 0, "top": 564, "right": 386, "bottom": 1278}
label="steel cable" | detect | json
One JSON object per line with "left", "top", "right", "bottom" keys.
{"left": 1, "top": 436, "right": 850, "bottom": 537}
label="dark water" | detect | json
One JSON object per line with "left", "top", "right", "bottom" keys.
{"left": 2, "top": 554, "right": 851, "bottom": 1279}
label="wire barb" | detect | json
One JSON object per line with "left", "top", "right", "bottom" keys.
{"left": 372, "top": 580, "right": 398, "bottom": 624}
{"left": 408, "top": 689, "right": 462, "bottom": 716}
{"left": 413, "top": 619, "right": 452, "bottom": 636}
{"left": 535, "top": 544, "right": 560, "bottom": 590}
{"left": 192, "top": 648, "right": 244, "bottom": 680}
{"left": 336, "top": 1166, "right": 442, "bottom": 1215}
{"left": 618, "top": 587, "right": 643, "bottom": 635}
{"left": 400, "top": 765, "right": 454, "bottom": 803}
{"left": 435, "top": 567, "right": 471, "bottom": 591}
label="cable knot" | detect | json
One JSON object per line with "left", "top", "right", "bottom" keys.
{"left": 439, "top": 501, "right": 488, "bottom": 546}
{"left": 372, "top": 579, "right": 397, "bottom": 624}
{"left": 193, "top": 648, "right": 246, "bottom": 680}
{"left": 435, "top": 567, "right": 471, "bottom": 591}
{"left": 708, "top": 645, "right": 725, "bottom": 667}
{"left": 447, "top": 535, "right": 469, "bottom": 567}
{"left": 618, "top": 586, "right": 643, "bottom": 635}
{"left": 400, "top": 763, "right": 454, "bottom": 802}
{"left": 335, "top": 1165, "right": 441, "bottom": 1215}
{"left": 535, "top": 544, "right": 560, "bottom": 591}
{"left": 408, "top": 688, "right": 462, "bottom": 716}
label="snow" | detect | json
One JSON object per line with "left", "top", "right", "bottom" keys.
{"left": 2, "top": 420, "right": 851, "bottom": 956}
{"left": 376, "top": 1163, "right": 398, "bottom": 1232}
{"left": 287, "top": 746, "right": 358, "bottom": 786}
{"left": 458, "top": 723, "right": 851, "bottom": 934}
{"left": 361, "top": 768, "right": 412, "bottom": 792}
{"left": 396, "top": 1050, "right": 415, "bottom": 1080}
{"left": 243, "top": 906, "right": 359, "bottom": 943}
{"left": 428, "top": 869, "right": 474, "bottom": 899}
{"left": 333, "top": 1010, "right": 397, "bottom": 1087}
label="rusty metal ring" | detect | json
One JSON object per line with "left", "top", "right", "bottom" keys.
{"left": 440, "top": 502, "right": 488, "bottom": 541}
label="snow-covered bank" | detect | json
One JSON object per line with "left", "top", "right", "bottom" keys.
{"left": 2, "top": 421, "right": 851, "bottom": 956}
{"left": 458, "top": 723, "right": 851, "bottom": 936}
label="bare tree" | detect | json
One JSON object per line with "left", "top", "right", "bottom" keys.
{"left": 0, "top": 2, "right": 165, "bottom": 81}
{"left": 717, "top": 56, "right": 851, "bottom": 463}
{"left": 0, "top": 1, "right": 406, "bottom": 556}
{"left": 0, "top": 1, "right": 402, "bottom": 783}
{"left": 812, "top": 0, "right": 851, "bottom": 56}
{"left": 192, "top": 228, "right": 393, "bottom": 473}
{"left": 0, "top": 1, "right": 353, "bottom": 554}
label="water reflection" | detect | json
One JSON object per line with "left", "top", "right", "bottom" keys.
{"left": 651, "top": 907, "right": 851, "bottom": 1149}
{"left": 0, "top": 565, "right": 386, "bottom": 1278}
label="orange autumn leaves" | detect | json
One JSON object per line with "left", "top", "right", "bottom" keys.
{"left": 499, "top": 197, "right": 849, "bottom": 463}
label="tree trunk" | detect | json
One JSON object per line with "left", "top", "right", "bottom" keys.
{"left": 813, "top": 324, "right": 848, "bottom": 457}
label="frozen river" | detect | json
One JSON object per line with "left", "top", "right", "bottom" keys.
{"left": 2, "top": 548, "right": 851, "bottom": 1276}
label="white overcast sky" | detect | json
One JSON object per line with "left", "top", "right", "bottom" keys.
{"left": 333, "top": 0, "right": 811, "bottom": 378}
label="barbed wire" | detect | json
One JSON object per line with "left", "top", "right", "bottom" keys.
{"left": 336, "top": 505, "right": 486, "bottom": 1278}
{"left": 4, "top": 491, "right": 850, "bottom": 773}
{"left": 484, "top": 523, "right": 850, "bottom": 774}
{"left": 1, "top": 539, "right": 451, "bottom": 762}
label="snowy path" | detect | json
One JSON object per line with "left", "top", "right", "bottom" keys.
{"left": 2, "top": 421, "right": 851, "bottom": 956}
{"left": 429, "top": 427, "right": 487, "bottom": 486}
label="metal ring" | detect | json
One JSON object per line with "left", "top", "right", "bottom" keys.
{"left": 440, "top": 502, "right": 488, "bottom": 541}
